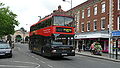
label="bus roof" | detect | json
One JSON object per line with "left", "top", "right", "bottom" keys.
{"left": 30, "top": 14, "right": 74, "bottom": 27}
{"left": 31, "top": 15, "right": 52, "bottom": 27}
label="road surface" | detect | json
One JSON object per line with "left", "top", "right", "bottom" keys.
{"left": 0, "top": 43, "right": 120, "bottom": 68}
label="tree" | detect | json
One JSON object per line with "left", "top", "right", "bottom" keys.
{"left": 0, "top": 2, "right": 19, "bottom": 37}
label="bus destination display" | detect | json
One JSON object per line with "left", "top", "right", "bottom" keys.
{"left": 56, "top": 27, "right": 72, "bottom": 33}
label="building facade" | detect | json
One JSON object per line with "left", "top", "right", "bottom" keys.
{"left": 65, "top": 0, "right": 120, "bottom": 52}
{"left": 2, "top": 29, "right": 29, "bottom": 43}
{"left": 13, "top": 30, "right": 29, "bottom": 43}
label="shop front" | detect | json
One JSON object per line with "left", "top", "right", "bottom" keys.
{"left": 112, "top": 31, "right": 120, "bottom": 54}
{"left": 75, "top": 31, "right": 109, "bottom": 53}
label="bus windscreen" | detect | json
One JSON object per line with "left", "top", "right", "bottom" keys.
{"left": 53, "top": 16, "right": 73, "bottom": 26}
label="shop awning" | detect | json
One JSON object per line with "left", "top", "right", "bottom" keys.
{"left": 75, "top": 31, "right": 109, "bottom": 39}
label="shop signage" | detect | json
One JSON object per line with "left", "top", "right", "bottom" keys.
{"left": 112, "top": 31, "right": 120, "bottom": 36}
{"left": 75, "top": 33, "right": 109, "bottom": 39}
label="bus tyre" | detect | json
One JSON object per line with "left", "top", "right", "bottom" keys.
{"left": 30, "top": 50, "right": 33, "bottom": 53}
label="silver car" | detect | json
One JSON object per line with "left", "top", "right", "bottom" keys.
{"left": 0, "top": 42, "right": 12, "bottom": 58}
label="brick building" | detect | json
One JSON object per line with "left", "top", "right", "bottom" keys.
{"left": 65, "top": 0, "right": 120, "bottom": 52}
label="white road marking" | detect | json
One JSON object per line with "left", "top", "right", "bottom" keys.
{"left": 0, "top": 65, "right": 30, "bottom": 68}
{"left": 12, "top": 61, "right": 41, "bottom": 68}
{"left": 35, "top": 57, "right": 40, "bottom": 60}
{"left": 26, "top": 52, "right": 54, "bottom": 68}
{"left": 47, "top": 64, "right": 53, "bottom": 68}
{"left": 30, "top": 56, "right": 46, "bottom": 64}
{"left": 30, "top": 55, "right": 54, "bottom": 68}
{"left": 31, "top": 56, "right": 35, "bottom": 58}
{"left": 40, "top": 61, "right": 46, "bottom": 63}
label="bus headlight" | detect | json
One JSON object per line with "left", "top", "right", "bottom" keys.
{"left": 72, "top": 50, "right": 75, "bottom": 52}
{"left": 52, "top": 50, "right": 56, "bottom": 53}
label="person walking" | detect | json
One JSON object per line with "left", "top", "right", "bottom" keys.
{"left": 83, "top": 43, "right": 86, "bottom": 51}
{"left": 78, "top": 44, "right": 82, "bottom": 52}
{"left": 90, "top": 42, "right": 95, "bottom": 54}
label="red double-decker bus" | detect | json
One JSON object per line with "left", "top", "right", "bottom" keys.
{"left": 29, "top": 14, "right": 75, "bottom": 57}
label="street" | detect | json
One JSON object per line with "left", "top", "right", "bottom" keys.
{"left": 0, "top": 43, "right": 120, "bottom": 68}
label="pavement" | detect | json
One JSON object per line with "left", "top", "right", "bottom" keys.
{"left": 76, "top": 50, "right": 120, "bottom": 62}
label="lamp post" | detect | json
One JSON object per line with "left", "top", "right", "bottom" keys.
{"left": 63, "top": 0, "right": 72, "bottom": 8}
{"left": 109, "top": 0, "right": 113, "bottom": 58}
{"left": 63, "top": 0, "right": 72, "bottom": 15}
{"left": 38, "top": 16, "right": 41, "bottom": 21}
{"left": 23, "top": 31, "right": 25, "bottom": 43}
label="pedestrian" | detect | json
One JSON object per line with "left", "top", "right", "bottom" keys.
{"left": 90, "top": 42, "right": 95, "bottom": 54}
{"left": 83, "top": 44, "right": 86, "bottom": 51}
{"left": 78, "top": 44, "right": 82, "bottom": 52}
{"left": 9, "top": 40, "right": 12, "bottom": 47}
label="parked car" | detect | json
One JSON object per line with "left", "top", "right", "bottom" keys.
{"left": 0, "top": 42, "right": 12, "bottom": 58}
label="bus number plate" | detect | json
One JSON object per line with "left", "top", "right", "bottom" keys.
{"left": 62, "top": 54, "right": 67, "bottom": 55}
{"left": 62, "top": 50, "right": 67, "bottom": 52}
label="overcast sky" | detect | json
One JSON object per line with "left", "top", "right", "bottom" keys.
{"left": 0, "top": 0, "right": 87, "bottom": 31}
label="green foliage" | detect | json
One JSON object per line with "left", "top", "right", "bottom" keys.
{"left": 94, "top": 42, "right": 102, "bottom": 51}
{"left": 0, "top": 2, "right": 19, "bottom": 37}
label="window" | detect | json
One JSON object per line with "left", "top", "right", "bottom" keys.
{"left": 94, "top": 20, "right": 97, "bottom": 30}
{"left": 82, "top": 10, "right": 84, "bottom": 18}
{"left": 76, "top": 22, "right": 79, "bottom": 32}
{"left": 75, "top": 14, "right": 77, "bottom": 21}
{"left": 54, "top": 16, "right": 73, "bottom": 26}
{"left": 76, "top": 11, "right": 80, "bottom": 32}
{"left": 94, "top": 6, "right": 97, "bottom": 15}
{"left": 76, "top": 11, "right": 80, "bottom": 23}
{"left": 118, "top": 0, "right": 120, "bottom": 10}
{"left": 102, "top": 3, "right": 106, "bottom": 13}
{"left": 81, "top": 23, "right": 84, "bottom": 32}
{"left": 87, "top": 8, "right": 90, "bottom": 17}
{"left": 87, "top": 21, "right": 90, "bottom": 31}
{"left": 118, "top": 16, "right": 120, "bottom": 30}
{"left": 101, "top": 17, "right": 106, "bottom": 29}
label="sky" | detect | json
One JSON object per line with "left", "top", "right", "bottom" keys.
{"left": 0, "top": 0, "right": 87, "bottom": 31}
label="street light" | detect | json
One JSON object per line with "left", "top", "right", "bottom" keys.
{"left": 38, "top": 16, "right": 41, "bottom": 21}
{"left": 63, "top": 0, "right": 72, "bottom": 15}
{"left": 109, "top": 0, "right": 113, "bottom": 58}
{"left": 63, "top": 0, "right": 72, "bottom": 9}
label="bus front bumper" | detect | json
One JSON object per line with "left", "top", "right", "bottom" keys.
{"left": 51, "top": 52, "right": 75, "bottom": 56}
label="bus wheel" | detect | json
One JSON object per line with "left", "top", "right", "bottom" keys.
{"left": 59, "top": 56, "right": 64, "bottom": 58}
{"left": 30, "top": 50, "right": 33, "bottom": 53}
